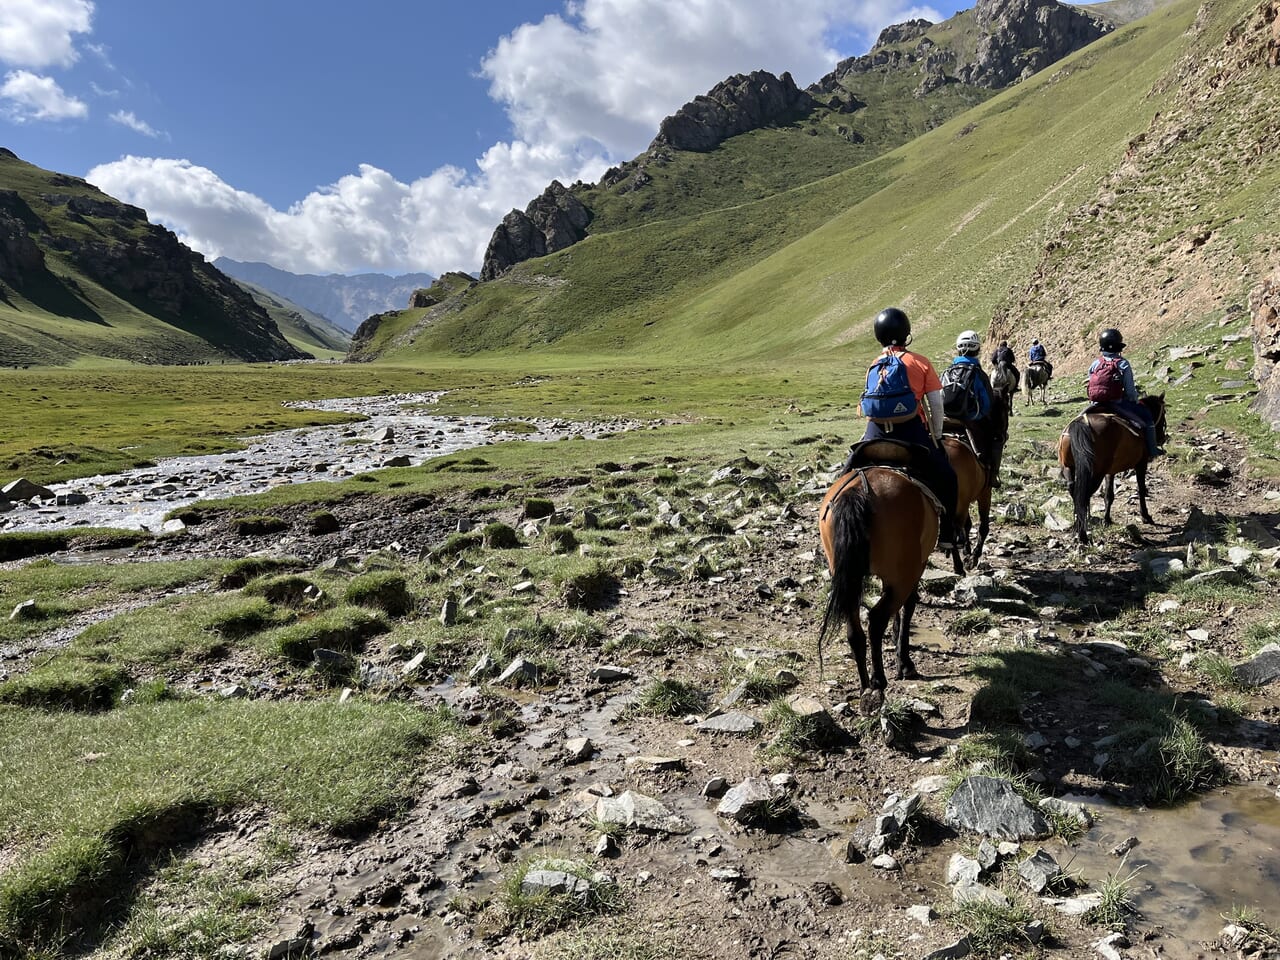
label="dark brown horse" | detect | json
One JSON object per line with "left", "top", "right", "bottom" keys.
{"left": 943, "top": 433, "right": 993, "bottom": 568}
{"left": 1057, "top": 395, "right": 1167, "bottom": 544}
{"left": 819, "top": 462, "right": 938, "bottom": 712}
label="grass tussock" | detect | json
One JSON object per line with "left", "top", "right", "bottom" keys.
{"left": 631, "top": 678, "right": 706, "bottom": 717}
{"left": 0, "top": 700, "right": 460, "bottom": 956}
{"left": 343, "top": 571, "right": 414, "bottom": 617}
{"left": 499, "top": 859, "right": 622, "bottom": 936}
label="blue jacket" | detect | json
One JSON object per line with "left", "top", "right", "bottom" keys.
{"left": 948, "top": 355, "right": 992, "bottom": 419}
{"left": 1029, "top": 344, "right": 1046, "bottom": 362}
{"left": 1088, "top": 351, "right": 1138, "bottom": 401}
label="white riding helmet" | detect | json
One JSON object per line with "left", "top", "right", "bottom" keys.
{"left": 955, "top": 330, "right": 981, "bottom": 353}
{"left": 1032, "top": 338, "right": 1040, "bottom": 345}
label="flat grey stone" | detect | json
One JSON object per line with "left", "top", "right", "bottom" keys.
{"left": 563, "top": 737, "right": 594, "bottom": 763}
{"left": 496, "top": 656, "right": 541, "bottom": 686}
{"left": 922, "top": 938, "right": 971, "bottom": 960}
{"left": 952, "top": 879, "right": 1010, "bottom": 907}
{"left": 1235, "top": 648, "right": 1280, "bottom": 687}
{"left": 588, "top": 664, "right": 633, "bottom": 682}
{"left": 521, "top": 869, "right": 590, "bottom": 898}
{"left": 401, "top": 651, "right": 428, "bottom": 676}
{"left": 2, "top": 478, "right": 53, "bottom": 501}
{"left": 696, "top": 711, "right": 760, "bottom": 734}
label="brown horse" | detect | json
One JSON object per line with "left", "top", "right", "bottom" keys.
{"left": 819, "top": 463, "right": 938, "bottom": 712}
{"left": 1057, "top": 395, "right": 1167, "bottom": 544}
{"left": 942, "top": 432, "right": 994, "bottom": 568}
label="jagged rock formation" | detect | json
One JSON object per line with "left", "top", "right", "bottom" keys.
{"left": 0, "top": 192, "right": 45, "bottom": 285}
{"left": 811, "top": 0, "right": 1109, "bottom": 97}
{"left": 476, "top": 0, "right": 1117, "bottom": 284}
{"left": 960, "top": 0, "right": 1112, "bottom": 87}
{"left": 480, "top": 181, "right": 591, "bottom": 281}
{"left": 650, "top": 71, "right": 814, "bottom": 152}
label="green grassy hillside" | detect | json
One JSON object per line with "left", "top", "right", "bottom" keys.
{"left": 366, "top": 0, "right": 1220, "bottom": 370}
{"left": 233, "top": 278, "right": 352, "bottom": 358}
{"left": 0, "top": 152, "right": 303, "bottom": 367}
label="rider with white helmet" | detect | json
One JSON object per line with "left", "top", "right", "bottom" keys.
{"left": 943, "top": 329, "right": 1006, "bottom": 487}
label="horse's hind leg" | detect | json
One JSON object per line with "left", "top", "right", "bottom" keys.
{"left": 846, "top": 613, "right": 871, "bottom": 693}
{"left": 1137, "top": 462, "right": 1154, "bottom": 524}
{"left": 860, "top": 588, "right": 895, "bottom": 714}
{"left": 1103, "top": 474, "right": 1115, "bottom": 526}
{"left": 895, "top": 590, "right": 920, "bottom": 680}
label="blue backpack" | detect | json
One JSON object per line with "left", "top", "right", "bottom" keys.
{"left": 861, "top": 352, "right": 919, "bottom": 424}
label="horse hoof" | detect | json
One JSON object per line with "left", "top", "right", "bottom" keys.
{"left": 859, "top": 689, "right": 884, "bottom": 716}
{"left": 897, "top": 662, "right": 918, "bottom": 680}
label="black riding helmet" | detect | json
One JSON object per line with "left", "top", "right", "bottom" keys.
{"left": 874, "top": 307, "right": 911, "bottom": 346}
{"left": 1099, "top": 328, "right": 1125, "bottom": 352}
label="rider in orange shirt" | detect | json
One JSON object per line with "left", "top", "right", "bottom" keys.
{"left": 849, "top": 307, "right": 959, "bottom": 548}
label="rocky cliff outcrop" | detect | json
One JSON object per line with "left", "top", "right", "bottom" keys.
{"left": 811, "top": 0, "right": 1109, "bottom": 97}
{"left": 480, "top": 181, "right": 591, "bottom": 281}
{"left": 959, "top": 0, "right": 1112, "bottom": 87}
{"left": 0, "top": 191, "right": 45, "bottom": 284}
{"left": 650, "top": 70, "right": 815, "bottom": 152}
{"left": 0, "top": 150, "right": 305, "bottom": 363}
{"left": 1251, "top": 266, "right": 1280, "bottom": 428}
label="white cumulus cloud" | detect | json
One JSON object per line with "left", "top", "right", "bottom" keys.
{"left": 109, "top": 109, "right": 164, "bottom": 138}
{"left": 0, "top": 0, "right": 93, "bottom": 69}
{"left": 94, "top": 0, "right": 941, "bottom": 275}
{"left": 0, "top": 69, "right": 87, "bottom": 121}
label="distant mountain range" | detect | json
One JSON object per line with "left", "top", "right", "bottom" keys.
{"left": 213, "top": 258, "right": 436, "bottom": 332}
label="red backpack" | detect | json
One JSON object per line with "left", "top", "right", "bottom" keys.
{"left": 1087, "top": 356, "right": 1125, "bottom": 402}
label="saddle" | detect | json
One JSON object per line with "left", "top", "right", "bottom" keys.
{"left": 831, "top": 445, "right": 945, "bottom": 521}
{"left": 1075, "top": 403, "right": 1143, "bottom": 438}
{"left": 845, "top": 437, "right": 933, "bottom": 475}
{"left": 1028, "top": 361, "right": 1050, "bottom": 375}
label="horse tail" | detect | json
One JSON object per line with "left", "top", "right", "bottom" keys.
{"left": 1067, "top": 418, "right": 1095, "bottom": 541}
{"left": 819, "top": 479, "right": 873, "bottom": 676}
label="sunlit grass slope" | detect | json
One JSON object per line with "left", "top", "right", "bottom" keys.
{"left": 369, "top": 0, "right": 1202, "bottom": 369}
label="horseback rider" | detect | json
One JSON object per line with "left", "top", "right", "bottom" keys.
{"left": 991, "top": 339, "right": 1020, "bottom": 389}
{"left": 847, "top": 307, "right": 960, "bottom": 549}
{"left": 1028, "top": 338, "right": 1053, "bottom": 380}
{"left": 946, "top": 330, "right": 1007, "bottom": 488}
{"left": 1087, "top": 328, "right": 1164, "bottom": 458}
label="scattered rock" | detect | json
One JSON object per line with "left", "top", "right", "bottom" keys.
{"left": 595, "top": 790, "right": 690, "bottom": 834}
{"left": 8, "top": 599, "right": 37, "bottom": 621}
{"left": 944, "top": 775, "right": 1050, "bottom": 840}
{"left": 703, "top": 776, "right": 729, "bottom": 798}
{"left": 496, "top": 657, "right": 542, "bottom": 686}
{"left": 716, "top": 777, "right": 784, "bottom": 823}
{"left": 1234, "top": 644, "right": 1280, "bottom": 687}
{"left": 563, "top": 737, "right": 594, "bottom": 764}
{"left": 695, "top": 711, "right": 760, "bottom": 734}
{"left": 1018, "top": 849, "right": 1062, "bottom": 893}
{"left": 587, "top": 664, "right": 633, "bottom": 683}
{"left": 1039, "top": 797, "right": 1093, "bottom": 827}
{"left": 1, "top": 478, "right": 53, "bottom": 501}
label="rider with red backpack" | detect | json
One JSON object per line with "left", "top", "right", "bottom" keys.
{"left": 848, "top": 307, "right": 959, "bottom": 549}
{"left": 1087, "top": 328, "right": 1164, "bottom": 458}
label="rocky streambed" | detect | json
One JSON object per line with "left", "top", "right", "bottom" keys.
{"left": 0, "top": 393, "right": 642, "bottom": 534}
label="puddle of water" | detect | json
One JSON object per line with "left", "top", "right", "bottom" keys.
{"left": 2, "top": 393, "right": 639, "bottom": 533}
{"left": 1065, "top": 784, "right": 1280, "bottom": 952}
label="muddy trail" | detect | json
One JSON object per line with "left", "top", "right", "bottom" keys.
{"left": 7, "top": 415, "right": 1280, "bottom": 960}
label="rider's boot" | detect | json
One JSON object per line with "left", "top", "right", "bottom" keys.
{"left": 1143, "top": 424, "right": 1165, "bottom": 458}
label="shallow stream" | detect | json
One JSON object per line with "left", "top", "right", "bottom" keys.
{"left": 1, "top": 393, "right": 637, "bottom": 533}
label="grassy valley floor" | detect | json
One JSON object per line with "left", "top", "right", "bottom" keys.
{"left": 2, "top": 352, "right": 1280, "bottom": 959}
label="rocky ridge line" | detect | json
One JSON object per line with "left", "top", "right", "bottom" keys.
{"left": 477, "top": 0, "right": 1115, "bottom": 283}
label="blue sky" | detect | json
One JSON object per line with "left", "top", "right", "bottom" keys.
{"left": 1, "top": 0, "right": 963, "bottom": 276}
